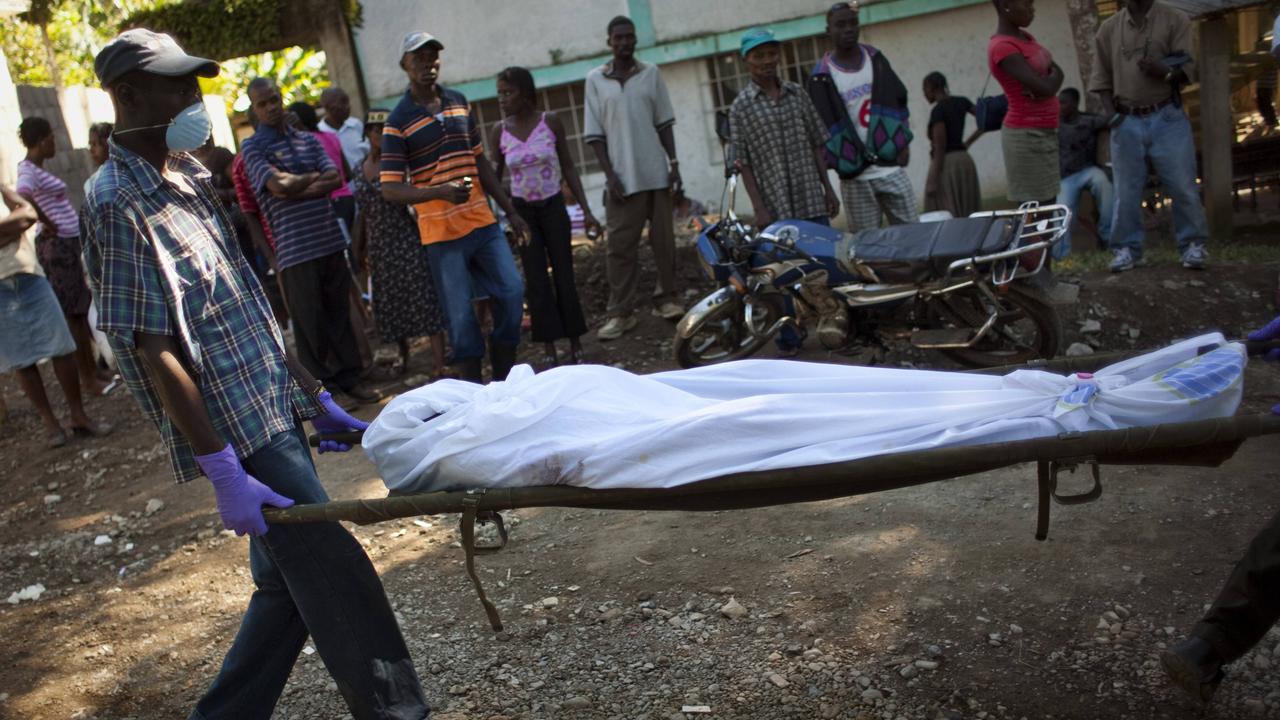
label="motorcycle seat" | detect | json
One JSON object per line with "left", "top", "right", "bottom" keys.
{"left": 838, "top": 217, "right": 1020, "bottom": 284}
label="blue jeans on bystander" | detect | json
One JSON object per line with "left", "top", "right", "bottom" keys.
{"left": 1109, "top": 105, "right": 1209, "bottom": 259}
{"left": 1055, "top": 165, "right": 1114, "bottom": 259}
{"left": 425, "top": 223, "right": 525, "bottom": 361}
{"left": 190, "top": 425, "right": 428, "bottom": 720}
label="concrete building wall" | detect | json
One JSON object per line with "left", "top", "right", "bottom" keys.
{"left": 354, "top": 0, "right": 1083, "bottom": 216}
{"left": 355, "top": 0, "right": 628, "bottom": 101}
{"left": 646, "top": 2, "right": 1083, "bottom": 214}
{"left": 860, "top": 1, "right": 1083, "bottom": 207}
{"left": 0, "top": 47, "right": 25, "bottom": 188}
{"left": 663, "top": 58, "right": 720, "bottom": 208}
{"left": 647, "top": 0, "right": 821, "bottom": 43}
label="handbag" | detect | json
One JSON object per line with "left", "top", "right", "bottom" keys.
{"left": 974, "top": 71, "right": 1008, "bottom": 132}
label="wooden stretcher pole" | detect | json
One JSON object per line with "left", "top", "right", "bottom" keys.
{"left": 268, "top": 413, "right": 1280, "bottom": 634}
{"left": 968, "top": 338, "right": 1278, "bottom": 377}
{"left": 271, "top": 414, "right": 1280, "bottom": 526}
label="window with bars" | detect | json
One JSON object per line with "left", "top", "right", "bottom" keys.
{"left": 704, "top": 34, "right": 829, "bottom": 116}
{"left": 471, "top": 80, "right": 601, "bottom": 176}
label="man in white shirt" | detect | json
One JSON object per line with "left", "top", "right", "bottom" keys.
{"left": 319, "top": 86, "right": 369, "bottom": 181}
{"left": 584, "top": 15, "right": 684, "bottom": 342}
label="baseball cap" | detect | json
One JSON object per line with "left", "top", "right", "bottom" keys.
{"left": 740, "top": 27, "right": 779, "bottom": 58}
{"left": 94, "top": 28, "right": 219, "bottom": 87}
{"left": 401, "top": 31, "right": 445, "bottom": 56}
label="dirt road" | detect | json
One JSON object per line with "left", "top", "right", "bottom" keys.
{"left": 1, "top": 252, "right": 1278, "bottom": 719}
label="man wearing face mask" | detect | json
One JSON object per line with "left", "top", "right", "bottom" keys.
{"left": 79, "top": 30, "right": 429, "bottom": 720}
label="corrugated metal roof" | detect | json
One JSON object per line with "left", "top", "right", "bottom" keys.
{"left": 1161, "top": 0, "right": 1271, "bottom": 18}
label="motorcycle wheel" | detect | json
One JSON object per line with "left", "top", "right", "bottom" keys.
{"left": 924, "top": 285, "right": 1063, "bottom": 368}
{"left": 673, "top": 293, "right": 787, "bottom": 368}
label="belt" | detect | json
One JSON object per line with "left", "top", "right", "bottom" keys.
{"left": 1115, "top": 98, "right": 1175, "bottom": 117}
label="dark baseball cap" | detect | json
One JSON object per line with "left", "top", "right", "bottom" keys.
{"left": 95, "top": 29, "right": 220, "bottom": 87}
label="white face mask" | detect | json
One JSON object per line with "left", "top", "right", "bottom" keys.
{"left": 114, "top": 102, "right": 212, "bottom": 153}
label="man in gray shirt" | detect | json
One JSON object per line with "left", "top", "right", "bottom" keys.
{"left": 584, "top": 15, "right": 683, "bottom": 341}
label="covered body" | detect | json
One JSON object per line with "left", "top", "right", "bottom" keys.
{"left": 364, "top": 334, "right": 1244, "bottom": 493}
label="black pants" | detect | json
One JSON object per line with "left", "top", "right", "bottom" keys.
{"left": 513, "top": 193, "right": 587, "bottom": 343}
{"left": 1258, "top": 85, "right": 1277, "bottom": 128}
{"left": 279, "top": 250, "right": 363, "bottom": 391}
{"left": 331, "top": 195, "right": 357, "bottom": 233}
{"left": 1193, "top": 508, "right": 1280, "bottom": 663}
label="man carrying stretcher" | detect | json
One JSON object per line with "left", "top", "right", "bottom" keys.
{"left": 80, "top": 30, "right": 429, "bottom": 720}
{"left": 1162, "top": 315, "right": 1280, "bottom": 706}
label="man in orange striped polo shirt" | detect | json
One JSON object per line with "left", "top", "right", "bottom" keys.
{"left": 381, "top": 31, "right": 530, "bottom": 383}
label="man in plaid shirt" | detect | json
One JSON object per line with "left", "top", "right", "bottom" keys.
{"left": 80, "top": 30, "right": 428, "bottom": 719}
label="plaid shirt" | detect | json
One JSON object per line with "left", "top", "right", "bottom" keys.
{"left": 81, "top": 141, "right": 322, "bottom": 483}
{"left": 728, "top": 80, "right": 831, "bottom": 222}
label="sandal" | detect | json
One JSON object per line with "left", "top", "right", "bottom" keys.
{"left": 540, "top": 354, "right": 559, "bottom": 368}
{"left": 47, "top": 429, "right": 69, "bottom": 449}
{"left": 70, "top": 421, "right": 114, "bottom": 439}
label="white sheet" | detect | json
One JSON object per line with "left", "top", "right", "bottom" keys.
{"left": 363, "top": 334, "right": 1245, "bottom": 493}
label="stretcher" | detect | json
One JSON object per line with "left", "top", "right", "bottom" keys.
{"left": 263, "top": 338, "right": 1280, "bottom": 632}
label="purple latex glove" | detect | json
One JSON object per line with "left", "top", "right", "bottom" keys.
{"left": 1249, "top": 315, "right": 1280, "bottom": 414}
{"left": 1249, "top": 315, "right": 1280, "bottom": 362}
{"left": 195, "top": 445, "right": 294, "bottom": 536}
{"left": 311, "top": 390, "right": 370, "bottom": 453}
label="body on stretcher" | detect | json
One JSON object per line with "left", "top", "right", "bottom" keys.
{"left": 270, "top": 334, "right": 1280, "bottom": 632}
{"left": 362, "top": 334, "right": 1247, "bottom": 494}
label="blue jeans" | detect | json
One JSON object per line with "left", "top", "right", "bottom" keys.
{"left": 776, "top": 216, "right": 830, "bottom": 351}
{"left": 1110, "top": 105, "right": 1209, "bottom": 257}
{"left": 1055, "top": 165, "right": 1114, "bottom": 259}
{"left": 425, "top": 223, "right": 524, "bottom": 361}
{"left": 191, "top": 425, "right": 428, "bottom": 720}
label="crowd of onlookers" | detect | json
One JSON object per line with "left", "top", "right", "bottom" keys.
{"left": 0, "top": 0, "right": 1232, "bottom": 443}
{"left": 0, "top": 3, "right": 1276, "bottom": 718}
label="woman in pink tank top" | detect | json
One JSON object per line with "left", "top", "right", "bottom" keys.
{"left": 491, "top": 66, "right": 600, "bottom": 367}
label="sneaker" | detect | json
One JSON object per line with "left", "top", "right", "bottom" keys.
{"left": 1160, "top": 636, "right": 1223, "bottom": 706}
{"left": 1109, "top": 247, "right": 1136, "bottom": 273}
{"left": 596, "top": 315, "right": 637, "bottom": 341}
{"left": 1181, "top": 243, "right": 1207, "bottom": 270}
{"left": 652, "top": 301, "right": 685, "bottom": 321}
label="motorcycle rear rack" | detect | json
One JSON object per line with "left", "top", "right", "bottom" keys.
{"left": 946, "top": 203, "right": 1072, "bottom": 287}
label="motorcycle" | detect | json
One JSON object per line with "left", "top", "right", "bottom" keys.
{"left": 674, "top": 170, "right": 1071, "bottom": 370}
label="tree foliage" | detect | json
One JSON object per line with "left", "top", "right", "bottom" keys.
{"left": 3, "top": 0, "right": 156, "bottom": 87}
{"left": 203, "top": 47, "right": 331, "bottom": 119}
{"left": 2, "top": 0, "right": 337, "bottom": 110}
{"left": 125, "top": 0, "right": 281, "bottom": 62}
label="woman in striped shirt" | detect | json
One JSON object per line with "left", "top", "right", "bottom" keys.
{"left": 17, "top": 117, "right": 108, "bottom": 395}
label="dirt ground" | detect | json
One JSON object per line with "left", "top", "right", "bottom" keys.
{"left": 1, "top": 235, "right": 1278, "bottom": 720}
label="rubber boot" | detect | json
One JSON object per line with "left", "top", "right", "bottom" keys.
{"left": 453, "top": 357, "right": 483, "bottom": 384}
{"left": 489, "top": 343, "right": 518, "bottom": 382}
